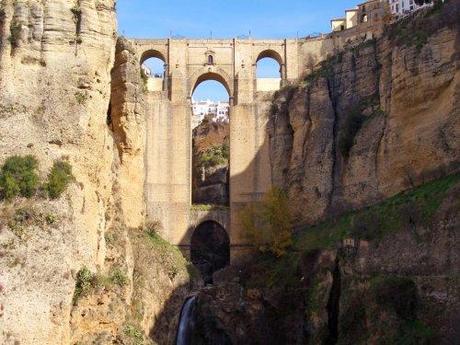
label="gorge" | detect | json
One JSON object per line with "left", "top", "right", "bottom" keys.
{"left": 0, "top": 0, "right": 459, "bottom": 344}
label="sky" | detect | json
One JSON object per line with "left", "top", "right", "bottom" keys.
{"left": 118, "top": 0, "right": 359, "bottom": 101}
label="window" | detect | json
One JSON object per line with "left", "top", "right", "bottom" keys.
{"left": 208, "top": 55, "right": 214, "bottom": 65}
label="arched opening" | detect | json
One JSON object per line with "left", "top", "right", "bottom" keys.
{"left": 256, "top": 50, "right": 283, "bottom": 91}
{"left": 191, "top": 221, "right": 230, "bottom": 283}
{"left": 140, "top": 50, "right": 166, "bottom": 92}
{"left": 362, "top": 14, "right": 368, "bottom": 23}
{"left": 207, "top": 55, "right": 214, "bottom": 65}
{"left": 191, "top": 73, "right": 230, "bottom": 207}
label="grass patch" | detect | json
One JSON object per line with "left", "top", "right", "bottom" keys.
{"left": 145, "top": 230, "right": 190, "bottom": 280}
{"left": 303, "top": 54, "right": 339, "bottom": 85}
{"left": 45, "top": 160, "right": 74, "bottom": 199}
{"left": 297, "top": 172, "right": 460, "bottom": 249}
{"left": 73, "top": 266, "right": 128, "bottom": 305}
{"left": 191, "top": 204, "right": 229, "bottom": 212}
{"left": 123, "top": 324, "right": 144, "bottom": 345}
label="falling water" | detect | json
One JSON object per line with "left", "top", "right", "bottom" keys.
{"left": 175, "top": 296, "right": 197, "bottom": 345}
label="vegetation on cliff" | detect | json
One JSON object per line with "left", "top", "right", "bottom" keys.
{"left": 240, "top": 187, "right": 293, "bottom": 257}
{"left": 45, "top": 160, "right": 74, "bottom": 199}
{"left": 0, "top": 155, "right": 74, "bottom": 201}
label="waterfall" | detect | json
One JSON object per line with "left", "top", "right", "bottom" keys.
{"left": 175, "top": 296, "right": 197, "bottom": 345}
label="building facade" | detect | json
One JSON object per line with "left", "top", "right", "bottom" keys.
{"left": 192, "top": 99, "right": 229, "bottom": 128}
{"left": 388, "top": 0, "right": 432, "bottom": 16}
{"left": 331, "top": 0, "right": 388, "bottom": 32}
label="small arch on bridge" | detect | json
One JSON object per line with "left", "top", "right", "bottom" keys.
{"left": 256, "top": 49, "right": 284, "bottom": 67}
{"left": 191, "top": 220, "right": 230, "bottom": 283}
{"left": 140, "top": 49, "right": 167, "bottom": 92}
{"left": 140, "top": 49, "right": 166, "bottom": 65}
{"left": 255, "top": 49, "right": 283, "bottom": 91}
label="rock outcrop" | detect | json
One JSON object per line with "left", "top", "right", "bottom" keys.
{"left": 269, "top": 3, "right": 460, "bottom": 225}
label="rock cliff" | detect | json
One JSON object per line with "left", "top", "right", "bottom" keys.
{"left": 0, "top": 1, "right": 196, "bottom": 344}
{"left": 269, "top": 3, "right": 460, "bottom": 225}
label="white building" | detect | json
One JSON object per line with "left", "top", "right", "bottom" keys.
{"left": 191, "top": 99, "right": 229, "bottom": 128}
{"left": 388, "top": 0, "right": 432, "bottom": 16}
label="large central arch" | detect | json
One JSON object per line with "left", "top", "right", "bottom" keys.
{"left": 188, "top": 67, "right": 234, "bottom": 101}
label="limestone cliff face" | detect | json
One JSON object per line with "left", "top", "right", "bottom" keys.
{"left": 269, "top": 4, "right": 460, "bottom": 224}
{"left": 0, "top": 0, "right": 118, "bottom": 344}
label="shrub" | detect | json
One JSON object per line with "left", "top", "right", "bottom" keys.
{"left": 240, "top": 187, "right": 292, "bottom": 257}
{"left": 371, "top": 276, "right": 418, "bottom": 320}
{"left": 73, "top": 266, "right": 127, "bottom": 304}
{"left": 145, "top": 219, "right": 162, "bottom": 237}
{"left": 0, "top": 155, "right": 39, "bottom": 200}
{"left": 74, "top": 91, "right": 87, "bottom": 105}
{"left": 110, "top": 268, "right": 128, "bottom": 287}
{"left": 45, "top": 160, "right": 73, "bottom": 199}
{"left": 198, "top": 144, "right": 229, "bottom": 168}
{"left": 73, "top": 266, "right": 96, "bottom": 304}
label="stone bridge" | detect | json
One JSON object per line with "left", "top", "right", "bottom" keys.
{"left": 126, "top": 33, "right": 370, "bottom": 258}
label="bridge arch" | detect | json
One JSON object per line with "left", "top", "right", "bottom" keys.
{"left": 189, "top": 68, "right": 234, "bottom": 102}
{"left": 140, "top": 49, "right": 167, "bottom": 65}
{"left": 140, "top": 49, "right": 168, "bottom": 92}
{"left": 191, "top": 220, "right": 230, "bottom": 283}
{"left": 255, "top": 49, "right": 284, "bottom": 66}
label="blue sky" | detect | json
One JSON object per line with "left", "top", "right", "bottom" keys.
{"left": 118, "top": 0, "right": 359, "bottom": 100}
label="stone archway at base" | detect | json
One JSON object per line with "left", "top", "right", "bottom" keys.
{"left": 191, "top": 220, "right": 230, "bottom": 283}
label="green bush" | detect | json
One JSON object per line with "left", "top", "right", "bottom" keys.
{"left": 110, "top": 268, "right": 128, "bottom": 287}
{"left": 0, "top": 155, "right": 39, "bottom": 200}
{"left": 198, "top": 144, "right": 229, "bottom": 168}
{"left": 371, "top": 276, "right": 418, "bottom": 320}
{"left": 73, "top": 266, "right": 127, "bottom": 305}
{"left": 73, "top": 266, "right": 96, "bottom": 305}
{"left": 45, "top": 160, "right": 73, "bottom": 199}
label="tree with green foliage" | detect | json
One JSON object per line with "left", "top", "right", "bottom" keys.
{"left": 239, "top": 187, "right": 293, "bottom": 257}
{"left": 45, "top": 160, "right": 74, "bottom": 199}
{"left": 199, "top": 144, "right": 229, "bottom": 168}
{"left": 0, "top": 155, "right": 39, "bottom": 200}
